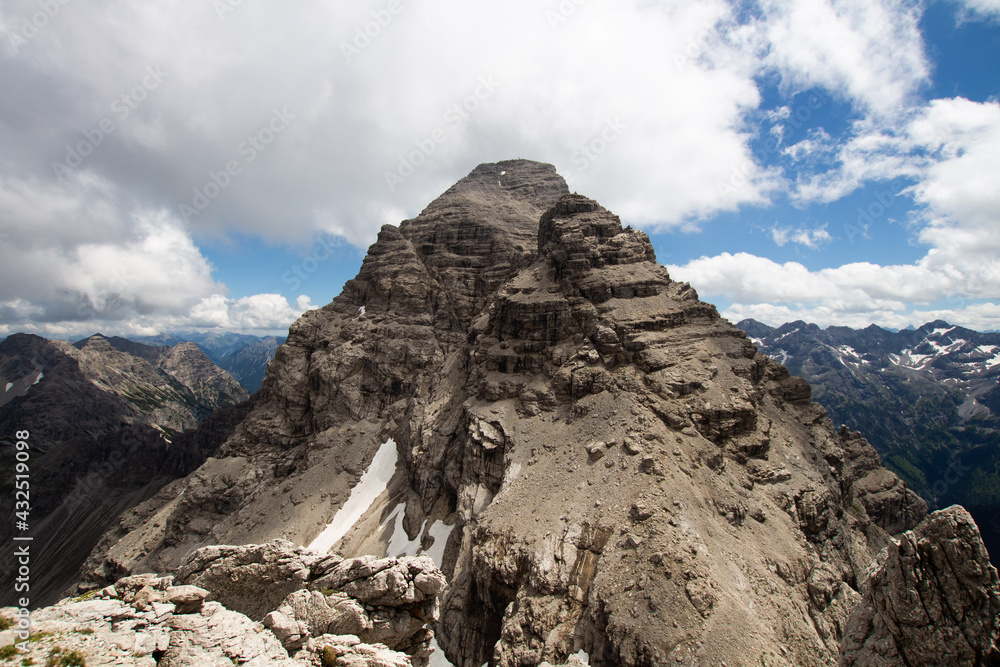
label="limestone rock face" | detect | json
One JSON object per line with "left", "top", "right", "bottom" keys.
{"left": 1, "top": 545, "right": 445, "bottom": 666}
{"left": 841, "top": 505, "right": 1000, "bottom": 666}
{"left": 80, "top": 160, "right": 997, "bottom": 666}
{"left": 175, "top": 540, "right": 445, "bottom": 659}
{"left": 175, "top": 540, "right": 327, "bottom": 620}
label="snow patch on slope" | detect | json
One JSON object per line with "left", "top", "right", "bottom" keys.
{"left": 423, "top": 520, "right": 454, "bottom": 568}
{"left": 383, "top": 503, "right": 454, "bottom": 569}
{"left": 428, "top": 637, "right": 455, "bottom": 667}
{"left": 384, "top": 503, "right": 420, "bottom": 559}
{"left": 774, "top": 328, "right": 800, "bottom": 342}
{"left": 894, "top": 348, "right": 934, "bottom": 369}
{"left": 308, "top": 438, "right": 398, "bottom": 554}
{"left": 835, "top": 345, "right": 867, "bottom": 369}
{"left": 0, "top": 371, "right": 44, "bottom": 408}
{"left": 926, "top": 338, "right": 966, "bottom": 355}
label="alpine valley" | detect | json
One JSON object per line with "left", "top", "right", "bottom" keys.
{"left": 2, "top": 161, "right": 998, "bottom": 666}
{"left": 126, "top": 333, "right": 287, "bottom": 393}
{"left": 737, "top": 318, "right": 1000, "bottom": 567}
{"left": 0, "top": 334, "right": 251, "bottom": 607}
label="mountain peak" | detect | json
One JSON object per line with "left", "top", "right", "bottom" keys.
{"left": 409, "top": 159, "right": 568, "bottom": 232}
{"left": 339, "top": 160, "right": 571, "bottom": 326}
{"left": 919, "top": 319, "right": 953, "bottom": 331}
{"left": 80, "top": 163, "right": 997, "bottom": 667}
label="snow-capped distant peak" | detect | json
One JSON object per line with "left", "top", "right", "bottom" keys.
{"left": 928, "top": 326, "right": 956, "bottom": 338}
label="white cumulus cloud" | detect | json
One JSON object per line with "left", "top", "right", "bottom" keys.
{"left": 671, "top": 98, "right": 1000, "bottom": 329}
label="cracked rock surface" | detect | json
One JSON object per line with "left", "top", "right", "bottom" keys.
{"left": 2, "top": 542, "right": 445, "bottom": 666}
{"left": 841, "top": 505, "right": 1000, "bottom": 666}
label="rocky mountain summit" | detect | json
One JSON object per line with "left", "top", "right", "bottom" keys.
{"left": 79, "top": 160, "right": 999, "bottom": 665}
{"left": 0, "top": 334, "right": 250, "bottom": 607}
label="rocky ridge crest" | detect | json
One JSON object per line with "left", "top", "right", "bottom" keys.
{"left": 2, "top": 541, "right": 445, "bottom": 666}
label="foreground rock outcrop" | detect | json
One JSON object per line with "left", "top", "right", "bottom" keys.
{"left": 841, "top": 505, "right": 1000, "bottom": 666}
{"left": 2, "top": 542, "right": 444, "bottom": 666}
{"left": 175, "top": 540, "right": 446, "bottom": 658}
{"left": 80, "top": 160, "right": 999, "bottom": 666}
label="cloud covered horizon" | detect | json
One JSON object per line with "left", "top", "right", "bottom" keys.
{"left": 1, "top": 0, "right": 998, "bottom": 336}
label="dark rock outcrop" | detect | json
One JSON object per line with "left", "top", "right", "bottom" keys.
{"left": 0, "top": 333, "right": 249, "bottom": 607}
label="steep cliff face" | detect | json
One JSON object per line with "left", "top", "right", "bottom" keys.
{"left": 0, "top": 333, "right": 249, "bottom": 607}
{"left": 83, "top": 160, "right": 997, "bottom": 666}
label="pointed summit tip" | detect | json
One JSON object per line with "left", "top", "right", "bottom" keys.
{"left": 449, "top": 158, "right": 568, "bottom": 197}
{"left": 410, "top": 158, "right": 569, "bottom": 227}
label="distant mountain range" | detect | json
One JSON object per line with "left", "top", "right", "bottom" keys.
{"left": 0, "top": 333, "right": 251, "bottom": 605}
{"left": 126, "top": 332, "right": 285, "bottom": 392}
{"left": 737, "top": 318, "right": 1000, "bottom": 562}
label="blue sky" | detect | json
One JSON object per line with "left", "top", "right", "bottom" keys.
{"left": 2, "top": 0, "right": 999, "bottom": 336}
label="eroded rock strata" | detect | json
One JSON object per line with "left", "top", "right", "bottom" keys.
{"left": 80, "top": 160, "right": 998, "bottom": 666}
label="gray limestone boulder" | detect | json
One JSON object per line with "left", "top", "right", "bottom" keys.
{"left": 841, "top": 505, "right": 1000, "bottom": 666}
